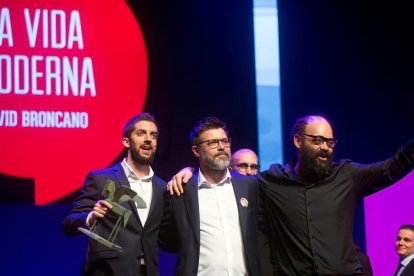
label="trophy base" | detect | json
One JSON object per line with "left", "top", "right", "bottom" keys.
{"left": 77, "top": 227, "right": 123, "bottom": 252}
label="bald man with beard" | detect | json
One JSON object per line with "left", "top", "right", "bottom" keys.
{"left": 259, "top": 115, "right": 414, "bottom": 275}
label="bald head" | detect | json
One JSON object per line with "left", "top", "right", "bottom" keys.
{"left": 291, "top": 115, "right": 333, "bottom": 138}
{"left": 230, "top": 149, "right": 259, "bottom": 175}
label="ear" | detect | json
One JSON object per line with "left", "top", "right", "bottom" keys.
{"left": 122, "top": 137, "right": 130, "bottom": 148}
{"left": 293, "top": 134, "right": 302, "bottom": 149}
{"left": 192, "top": 145, "right": 200, "bottom": 158}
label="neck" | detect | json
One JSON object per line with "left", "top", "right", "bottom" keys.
{"left": 294, "top": 158, "right": 313, "bottom": 183}
{"left": 126, "top": 158, "right": 150, "bottom": 178}
{"left": 200, "top": 166, "right": 227, "bottom": 184}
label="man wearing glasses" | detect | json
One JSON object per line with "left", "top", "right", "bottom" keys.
{"left": 230, "top": 149, "right": 260, "bottom": 176}
{"left": 169, "top": 114, "right": 414, "bottom": 275}
{"left": 161, "top": 117, "right": 260, "bottom": 276}
{"left": 258, "top": 114, "right": 414, "bottom": 275}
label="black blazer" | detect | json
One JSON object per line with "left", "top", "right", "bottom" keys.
{"left": 400, "top": 257, "right": 414, "bottom": 276}
{"left": 161, "top": 171, "right": 260, "bottom": 276}
{"left": 62, "top": 163, "right": 166, "bottom": 276}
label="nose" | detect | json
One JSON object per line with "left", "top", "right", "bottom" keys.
{"left": 245, "top": 167, "right": 252, "bottom": 175}
{"left": 217, "top": 140, "right": 225, "bottom": 150}
{"left": 320, "top": 141, "right": 330, "bottom": 150}
{"left": 144, "top": 134, "right": 152, "bottom": 143}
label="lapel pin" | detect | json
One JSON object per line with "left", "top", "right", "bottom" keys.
{"left": 240, "top": 197, "right": 249, "bottom": 207}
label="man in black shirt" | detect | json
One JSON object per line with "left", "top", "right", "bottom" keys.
{"left": 258, "top": 115, "right": 414, "bottom": 275}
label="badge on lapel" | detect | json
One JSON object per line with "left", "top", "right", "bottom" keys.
{"left": 240, "top": 197, "right": 249, "bottom": 207}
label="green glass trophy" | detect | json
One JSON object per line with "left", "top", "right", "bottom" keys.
{"left": 77, "top": 180, "right": 146, "bottom": 252}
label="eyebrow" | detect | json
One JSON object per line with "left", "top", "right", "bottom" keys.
{"left": 137, "top": 128, "right": 157, "bottom": 133}
{"left": 136, "top": 129, "right": 159, "bottom": 135}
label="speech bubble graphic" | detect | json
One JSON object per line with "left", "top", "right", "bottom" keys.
{"left": 0, "top": 0, "right": 148, "bottom": 204}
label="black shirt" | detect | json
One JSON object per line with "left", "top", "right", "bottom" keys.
{"left": 258, "top": 140, "right": 414, "bottom": 275}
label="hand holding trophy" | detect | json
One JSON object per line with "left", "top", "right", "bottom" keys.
{"left": 77, "top": 180, "right": 146, "bottom": 252}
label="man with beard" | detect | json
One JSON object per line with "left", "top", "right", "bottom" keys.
{"left": 161, "top": 117, "right": 260, "bottom": 276}
{"left": 62, "top": 112, "right": 167, "bottom": 276}
{"left": 169, "top": 114, "right": 414, "bottom": 275}
{"left": 258, "top": 114, "right": 414, "bottom": 275}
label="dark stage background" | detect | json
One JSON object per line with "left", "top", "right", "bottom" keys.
{"left": 1, "top": 1, "right": 413, "bottom": 275}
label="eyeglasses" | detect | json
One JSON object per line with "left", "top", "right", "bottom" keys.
{"left": 198, "top": 138, "right": 232, "bottom": 149}
{"left": 303, "top": 134, "right": 337, "bottom": 149}
{"left": 234, "top": 163, "right": 260, "bottom": 171}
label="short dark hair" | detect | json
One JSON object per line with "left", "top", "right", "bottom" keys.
{"left": 290, "top": 114, "right": 332, "bottom": 137}
{"left": 399, "top": 224, "right": 414, "bottom": 232}
{"left": 122, "top": 112, "right": 157, "bottom": 139}
{"left": 189, "top": 117, "right": 228, "bottom": 145}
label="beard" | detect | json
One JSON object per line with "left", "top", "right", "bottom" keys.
{"left": 203, "top": 152, "right": 231, "bottom": 170}
{"left": 130, "top": 140, "right": 156, "bottom": 166}
{"left": 300, "top": 146, "right": 333, "bottom": 180}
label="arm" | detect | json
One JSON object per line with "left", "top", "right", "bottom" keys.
{"left": 353, "top": 139, "right": 414, "bottom": 195}
{"left": 167, "top": 167, "right": 195, "bottom": 196}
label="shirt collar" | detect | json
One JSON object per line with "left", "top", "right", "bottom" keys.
{"left": 121, "top": 158, "right": 154, "bottom": 182}
{"left": 401, "top": 253, "right": 414, "bottom": 266}
{"left": 197, "top": 168, "right": 231, "bottom": 189}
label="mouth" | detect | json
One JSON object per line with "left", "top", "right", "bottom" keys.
{"left": 215, "top": 154, "right": 229, "bottom": 159}
{"left": 317, "top": 153, "right": 330, "bottom": 161}
{"left": 140, "top": 145, "right": 153, "bottom": 155}
{"left": 397, "top": 247, "right": 406, "bottom": 254}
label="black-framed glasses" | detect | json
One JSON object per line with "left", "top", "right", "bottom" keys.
{"left": 234, "top": 163, "right": 260, "bottom": 171}
{"left": 303, "top": 134, "right": 337, "bottom": 149}
{"left": 198, "top": 138, "right": 232, "bottom": 149}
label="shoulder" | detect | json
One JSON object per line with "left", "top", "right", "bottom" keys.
{"left": 231, "top": 172, "right": 257, "bottom": 185}
{"left": 88, "top": 163, "right": 122, "bottom": 176}
{"left": 335, "top": 159, "right": 372, "bottom": 173}
{"left": 82, "top": 164, "right": 125, "bottom": 188}
{"left": 152, "top": 174, "right": 167, "bottom": 186}
{"left": 405, "top": 256, "right": 414, "bottom": 269}
{"left": 259, "top": 162, "right": 286, "bottom": 179}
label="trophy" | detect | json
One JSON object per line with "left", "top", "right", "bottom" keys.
{"left": 77, "top": 180, "right": 146, "bottom": 252}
